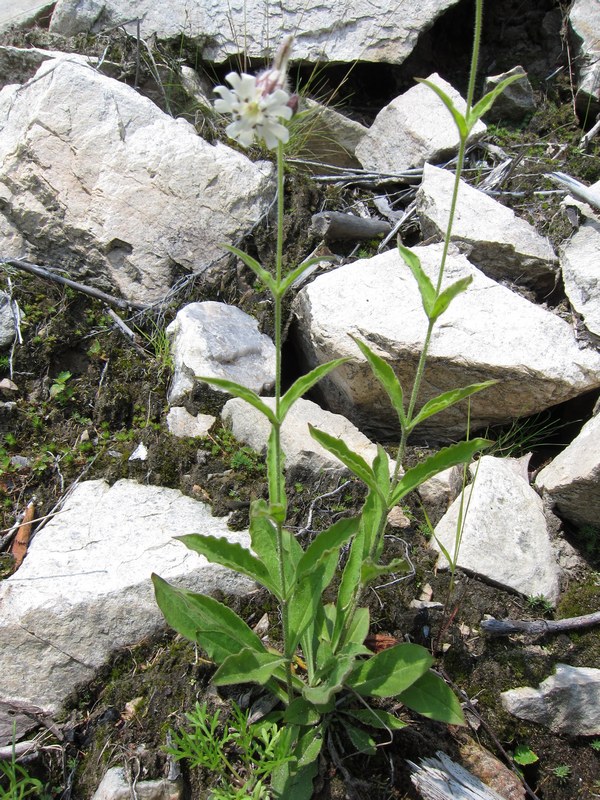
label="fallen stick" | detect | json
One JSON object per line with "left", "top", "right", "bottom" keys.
{"left": 409, "top": 751, "right": 507, "bottom": 800}
{"left": 480, "top": 610, "right": 600, "bottom": 636}
{"left": 310, "top": 211, "right": 391, "bottom": 241}
{"left": 2, "top": 258, "right": 150, "bottom": 311}
{"left": 546, "top": 171, "right": 600, "bottom": 212}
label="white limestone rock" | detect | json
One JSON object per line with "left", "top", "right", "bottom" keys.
{"left": 0, "top": 0, "right": 53, "bottom": 32}
{"left": 569, "top": 0, "right": 600, "bottom": 117}
{"left": 0, "top": 58, "right": 273, "bottom": 303}
{"left": 417, "top": 163, "right": 557, "bottom": 290}
{"left": 0, "top": 292, "right": 16, "bottom": 348}
{"left": 501, "top": 664, "right": 600, "bottom": 735}
{"left": 355, "top": 74, "right": 486, "bottom": 174}
{"left": 167, "top": 407, "right": 215, "bottom": 438}
{"left": 417, "top": 465, "right": 463, "bottom": 525}
{"left": 535, "top": 412, "right": 600, "bottom": 529}
{"left": 49, "top": 0, "right": 461, "bottom": 65}
{"left": 167, "top": 302, "right": 276, "bottom": 407}
{"left": 92, "top": 767, "right": 182, "bottom": 800}
{"left": 222, "top": 396, "right": 389, "bottom": 476}
{"left": 560, "top": 183, "right": 600, "bottom": 337}
{"left": 0, "top": 479, "right": 255, "bottom": 744}
{"left": 431, "top": 456, "right": 561, "bottom": 602}
{"left": 292, "top": 244, "right": 600, "bottom": 441}
{"left": 298, "top": 98, "right": 368, "bottom": 169}
{"left": 482, "top": 66, "right": 536, "bottom": 123}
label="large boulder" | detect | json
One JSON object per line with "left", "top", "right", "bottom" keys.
{"left": 166, "top": 302, "right": 276, "bottom": 407}
{"left": 355, "top": 74, "right": 486, "bottom": 174}
{"left": 222, "top": 396, "right": 390, "bottom": 476}
{"left": 431, "top": 456, "right": 561, "bottom": 603}
{"left": 535, "top": 412, "right": 600, "bottom": 530}
{"left": 49, "top": 0, "right": 461, "bottom": 64}
{"left": 417, "top": 163, "right": 557, "bottom": 291}
{"left": 292, "top": 244, "right": 600, "bottom": 441}
{"left": 0, "top": 57, "right": 273, "bottom": 303}
{"left": 559, "top": 182, "right": 600, "bottom": 338}
{"left": 0, "top": 479, "right": 254, "bottom": 744}
{"left": 502, "top": 664, "right": 600, "bottom": 736}
{"left": 569, "top": 0, "right": 600, "bottom": 118}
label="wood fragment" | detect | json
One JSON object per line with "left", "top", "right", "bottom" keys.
{"left": 10, "top": 500, "right": 35, "bottom": 569}
{"left": 546, "top": 171, "right": 600, "bottom": 212}
{"left": 2, "top": 258, "right": 150, "bottom": 311}
{"left": 581, "top": 117, "right": 600, "bottom": 150}
{"left": 480, "top": 610, "right": 600, "bottom": 636}
{"left": 409, "top": 751, "right": 508, "bottom": 800}
{"left": 310, "top": 211, "right": 391, "bottom": 241}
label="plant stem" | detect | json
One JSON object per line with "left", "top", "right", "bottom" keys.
{"left": 273, "top": 142, "right": 293, "bottom": 703}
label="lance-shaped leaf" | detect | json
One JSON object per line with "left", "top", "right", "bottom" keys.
{"left": 212, "top": 647, "right": 286, "bottom": 686}
{"left": 176, "top": 533, "right": 278, "bottom": 596}
{"left": 152, "top": 575, "right": 263, "bottom": 663}
{"left": 345, "top": 724, "right": 376, "bottom": 755}
{"left": 389, "top": 438, "right": 491, "bottom": 507}
{"left": 351, "top": 336, "right": 406, "bottom": 428}
{"left": 348, "top": 643, "right": 432, "bottom": 697}
{"left": 415, "top": 78, "right": 469, "bottom": 139}
{"left": 303, "top": 654, "right": 356, "bottom": 706}
{"left": 430, "top": 276, "right": 472, "bottom": 322}
{"left": 308, "top": 425, "right": 379, "bottom": 493}
{"left": 280, "top": 359, "right": 350, "bottom": 420}
{"left": 398, "top": 243, "right": 436, "bottom": 318}
{"left": 409, "top": 380, "right": 496, "bottom": 430}
{"left": 279, "top": 255, "right": 334, "bottom": 295}
{"left": 360, "top": 556, "right": 410, "bottom": 585}
{"left": 197, "top": 376, "right": 277, "bottom": 424}
{"left": 295, "top": 516, "right": 359, "bottom": 584}
{"left": 267, "top": 427, "right": 287, "bottom": 519}
{"left": 288, "top": 551, "right": 339, "bottom": 653}
{"left": 249, "top": 504, "right": 281, "bottom": 594}
{"left": 398, "top": 670, "right": 465, "bottom": 725}
{"left": 223, "top": 244, "right": 276, "bottom": 294}
{"left": 467, "top": 73, "right": 525, "bottom": 128}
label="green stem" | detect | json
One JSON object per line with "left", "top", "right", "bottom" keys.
{"left": 272, "top": 142, "right": 293, "bottom": 703}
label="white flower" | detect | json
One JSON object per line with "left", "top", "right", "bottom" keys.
{"left": 214, "top": 71, "right": 293, "bottom": 149}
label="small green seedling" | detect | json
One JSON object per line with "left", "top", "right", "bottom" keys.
{"left": 513, "top": 744, "right": 539, "bottom": 766}
{"left": 552, "top": 764, "right": 572, "bottom": 783}
{"left": 49, "top": 370, "right": 74, "bottom": 404}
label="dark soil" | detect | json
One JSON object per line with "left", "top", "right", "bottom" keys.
{"left": 2, "top": 1, "right": 600, "bottom": 798}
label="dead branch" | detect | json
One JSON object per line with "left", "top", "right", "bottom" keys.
{"left": 0, "top": 700, "right": 64, "bottom": 742}
{"left": 546, "top": 171, "right": 600, "bottom": 212}
{"left": 480, "top": 610, "right": 600, "bottom": 636}
{"left": 409, "top": 751, "right": 508, "bottom": 800}
{"left": 2, "top": 258, "right": 150, "bottom": 311}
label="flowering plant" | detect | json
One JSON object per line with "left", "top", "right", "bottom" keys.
{"left": 154, "top": 15, "right": 519, "bottom": 797}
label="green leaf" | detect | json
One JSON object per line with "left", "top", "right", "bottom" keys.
{"left": 249, "top": 506, "right": 281, "bottom": 595}
{"left": 409, "top": 381, "right": 496, "bottom": 430}
{"left": 415, "top": 78, "right": 469, "bottom": 138}
{"left": 222, "top": 244, "right": 276, "bottom": 293}
{"left": 177, "top": 534, "right": 278, "bottom": 595}
{"left": 467, "top": 73, "right": 525, "bottom": 127}
{"left": 389, "top": 438, "right": 491, "bottom": 507}
{"left": 308, "top": 425, "right": 379, "bottom": 493}
{"left": 303, "top": 654, "right": 356, "bottom": 706}
{"left": 280, "top": 359, "right": 350, "bottom": 420}
{"left": 351, "top": 337, "right": 406, "bottom": 428}
{"left": 196, "top": 376, "right": 277, "bottom": 424}
{"left": 212, "top": 647, "right": 285, "bottom": 686}
{"left": 280, "top": 255, "right": 334, "bottom": 295}
{"left": 345, "top": 607, "right": 370, "bottom": 648}
{"left": 513, "top": 745, "right": 539, "bottom": 766}
{"left": 398, "top": 243, "right": 436, "bottom": 318}
{"left": 267, "top": 427, "right": 286, "bottom": 518}
{"left": 430, "top": 276, "right": 472, "bottom": 321}
{"left": 152, "top": 575, "right": 263, "bottom": 663}
{"left": 348, "top": 643, "right": 432, "bottom": 698}
{"left": 398, "top": 670, "right": 465, "bottom": 725}
{"left": 283, "top": 698, "right": 321, "bottom": 726}
{"left": 271, "top": 726, "right": 323, "bottom": 800}
{"left": 345, "top": 723, "right": 376, "bottom": 755}
{"left": 360, "top": 556, "right": 410, "bottom": 585}
{"left": 342, "top": 707, "right": 407, "bottom": 731}
{"left": 288, "top": 554, "right": 338, "bottom": 653}
{"left": 295, "top": 516, "right": 359, "bottom": 583}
